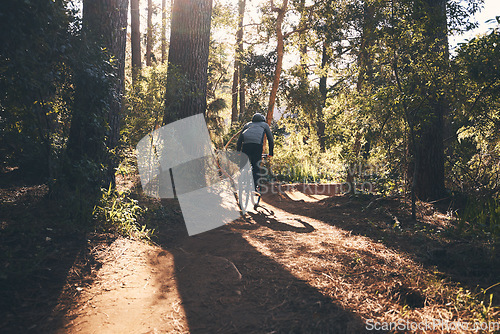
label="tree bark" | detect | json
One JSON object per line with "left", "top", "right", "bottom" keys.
{"left": 161, "top": 0, "right": 167, "bottom": 63}
{"left": 231, "top": 0, "right": 246, "bottom": 125}
{"left": 163, "top": 0, "right": 213, "bottom": 123}
{"left": 231, "top": 58, "right": 239, "bottom": 124}
{"left": 266, "top": 0, "right": 288, "bottom": 125}
{"left": 239, "top": 70, "right": 245, "bottom": 121}
{"left": 107, "top": 0, "right": 128, "bottom": 162}
{"left": 357, "top": 1, "right": 375, "bottom": 92}
{"left": 298, "top": 0, "right": 307, "bottom": 73}
{"left": 412, "top": 0, "right": 448, "bottom": 201}
{"left": 317, "top": 42, "right": 328, "bottom": 151}
{"left": 67, "top": 0, "right": 128, "bottom": 186}
{"left": 131, "top": 0, "right": 141, "bottom": 83}
{"left": 84, "top": 1, "right": 128, "bottom": 158}
{"left": 146, "top": 0, "right": 153, "bottom": 66}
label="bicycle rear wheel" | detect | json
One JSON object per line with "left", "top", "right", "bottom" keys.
{"left": 238, "top": 164, "right": 261, "bottom": 213}
{"left": 238, "top": 164, "right": 252, "bottom": 213}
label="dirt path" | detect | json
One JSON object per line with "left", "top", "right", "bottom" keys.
{"left": 52, "top": 189, "right": 500, "bottom": 333}
{"left": 59, "top": 238, "right": 186, "bottom": 333}
{"left": 2, "top": 167, "right": 499, "bottom": 333}
{"left": 59, "top": 195, "right": 366, "bottom": 333}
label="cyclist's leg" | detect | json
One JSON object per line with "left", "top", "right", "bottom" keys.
{"left": 242, "top": 143, "right": 262, "bottom": 190}
{"left": 251, "top": 148, "right": 263, "bottom": 191}
{"left": 252, "top": 162, "right": 262, "bottom": 191}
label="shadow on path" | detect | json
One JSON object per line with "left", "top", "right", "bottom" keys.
{"left": 151, "top": 202, "right": 369, "bottom": 333}
{"left": 247, "top": 208, "right": 315, "bottom": 233}
{"left": 0, "top": 168, "right": 103, "bottom": 334}
{"left": 263, "top": 192, "right": 500, "bottom": 297}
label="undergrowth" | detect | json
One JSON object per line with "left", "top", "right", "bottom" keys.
{"left": 457, "top": 197, "right": 500, "bottom": 242}
{"left": 93, "top": 184, "right": 152, "bottom": 240}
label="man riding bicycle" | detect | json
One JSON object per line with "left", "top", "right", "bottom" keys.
{"left": 236, "top": 113, "right": 274, "bottom": 191}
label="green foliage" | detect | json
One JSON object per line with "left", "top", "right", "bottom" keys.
{"left": 212, "top": 0, "right": 236, "bottom": 29}
{"left": 124, "top": 65, "right": 168, "bottom": 147}
{"left": 271, "top": 117, "right": 344, "bottom": 183}
{"left": 1, "top": 0, "right": 497, "bottom": 243}
{"left": 64, "top": 42, "right": 115, "bottom": 168}
{"left": 0, "top": 0, "right": 76, "bottom": 178}
{"left": 206, "top": 39, "right": 232, "bottom": 145}
{"left": 453, "top": 286, "right": 498, "bottom": 323}
{"left": 448, "top": 26, "right": 500, "bottom": 198}
{"left": 282, "top": 66, "right": 323, "bottom": 134}
{"left": 244, "top": 50, "right": 277, "bottom": 113}
{"left": 123, "top": 40, "right": 232, "bottom": 148}
{"left": 206, "top": 97, "right": 227, "bottom": 146}
{"left": 458, "top": 198, "right": 500, "bottom": 241}
{"left": 116, "top": 147, "right": 139, "bottom": 177}
{"left": 93, "top": 185, "right": 152, "bottom": 240}
{"left": 1, "top": 0, "right": 126, "bottom": 194}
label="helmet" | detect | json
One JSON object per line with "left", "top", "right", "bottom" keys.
{"left": 252, "top": 113, "right": 266, "bottom": 122}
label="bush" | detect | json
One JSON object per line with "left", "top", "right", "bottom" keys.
{"left": 458, "top": 197, "right": 500, "bottom": 242}
{"left": 93, "top": 185, "right": 152, "bottom": 240}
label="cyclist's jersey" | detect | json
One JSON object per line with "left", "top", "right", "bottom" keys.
{"left": 236, "top": 116, "right": 274, "bottom": 156}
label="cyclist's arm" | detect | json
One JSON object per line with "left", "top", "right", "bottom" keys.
{"left": 236, "top": 133, "right": 243, "bottom": 151}
{"left": 236, "top": 124, "right": 249, "bottom": 151}
{"left": 264, "top": 124, "right": 274, "bottom": 156}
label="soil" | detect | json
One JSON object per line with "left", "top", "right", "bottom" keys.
{"left": 1, "top": 170, "right": 499, "bottom": 333}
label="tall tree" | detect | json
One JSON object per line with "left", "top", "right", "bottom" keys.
{"left": 131, "top": 0, "right": 141, "bottom": 83}
{"left": 146, "top": 0, "right": 153, "bottom": 66}
{"left": 297, "top": 0, "right": 308, "bottom": 72}
{"left": 231, "top": 0, "right": 246, "bottom": 125}
{"left": 0, "top": 0, "right": 74, "bottom": 179}
{"left": 317, "top": 42, "right": 328, "bottom": 151}
{"left": 163, "top": 0, "right": 213, "bottom": 123}
{"left": 266, "top": 0, "right": 289, "bottom": 125}
{"left": 410, "top": 0, "right": 448, "bottom": 201}
{"left": 161, "top": 0, "right": 167, "bottom": 63}
{"left": 357, "top": 0, "right": 376, "bottom": 92}
{"left": 344, "top": 0, "right": 377, "bottom": 193}
{"left": 67, "top": 0, "right": 129, "bottom": 185}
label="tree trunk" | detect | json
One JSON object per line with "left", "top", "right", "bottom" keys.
{"left": 317, "top": 42, "right": 328, "bottom": 151}
{"left": 266, "top": 0, "right": 288, "bottom": 125}
{"left": 357, "top": 1, "right": 375, "bottom": 92}
{"left": 239, "top": 70, "right": 245, "bottom": 121}
{"left": 76, "top": 0, "right": 128, "bottom": 183}
{"left": 163, "top": 0, "right": 213, "bottom": 123}
{"left": 146, "top": 0, "right": 153, "bottom": 66}
{"left": 413, "top": 0, "right": 448, "bottom": 201}
{"left": 161, "top": 0, "right": 167, "bottom": 63}
{"left": 131, "top": 0, "right": 141, "bottom": 83}
{"left": 231, "top": 0, "right": 245, "bottom": 125}
{"left": 231, "top": 60, "right": 239, "bottom": 124}
{"left": 237, "top": 0, "right": 246, "bottom": 122}
{"left": 346, "top": 133, "right": 362, "bottom": 195}
{"left": 66, "top": 0, "right": 128, "bottom": 188}
{"left": 298, "top": 0, "right": 307, "bottom": 73}
{"left": 413, "top": 104, "right": 447, "bottom": 201}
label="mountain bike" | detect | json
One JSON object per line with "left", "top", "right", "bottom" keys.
{"left": 238, "top": 154, "right": 271, "bottom": 213}
{"left": 215, "top": 133, "right": 271, "bottom": 214}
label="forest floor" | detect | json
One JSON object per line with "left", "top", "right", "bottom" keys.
{"left": 1, "top": 168, "right": 500, "bottom": 333}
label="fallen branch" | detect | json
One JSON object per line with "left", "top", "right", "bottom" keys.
{"left": 208, "top": 255, "right": 243, "bottom": 280}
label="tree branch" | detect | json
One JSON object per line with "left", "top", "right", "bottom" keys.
{"left": 284, "top": 25, "right": 309, "bottom": 39}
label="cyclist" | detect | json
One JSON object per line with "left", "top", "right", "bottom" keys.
{"left": 236, "top": 113, "right": 274, "bottom": 190}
